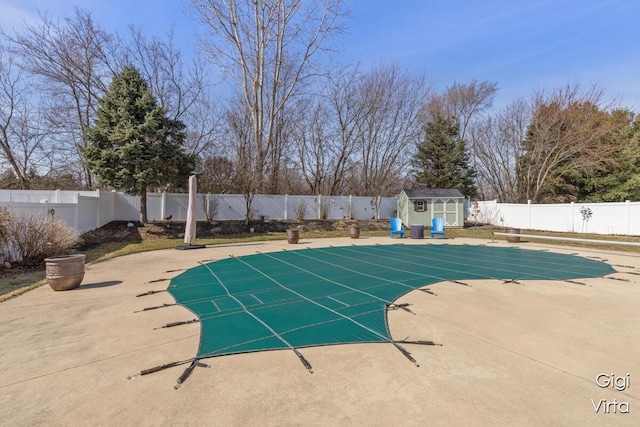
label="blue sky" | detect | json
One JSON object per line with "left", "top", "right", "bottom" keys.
{"left": 2, "top": 0, "right": 639, "bottom": 110}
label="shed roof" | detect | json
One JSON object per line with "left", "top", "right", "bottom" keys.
{"left": 401, "top": 188, "right": 464, "bottom": 199}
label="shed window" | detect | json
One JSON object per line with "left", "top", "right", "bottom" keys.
{"left": 414, "top": 200, "right": 425, "bottom": 212}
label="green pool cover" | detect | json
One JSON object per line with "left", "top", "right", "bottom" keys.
{"left": 167, "top": 244, "right": 614, "bottom": 364}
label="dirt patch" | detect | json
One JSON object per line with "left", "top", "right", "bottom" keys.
{"left": 77, "top": 219, "right": 390, "bottom": 247}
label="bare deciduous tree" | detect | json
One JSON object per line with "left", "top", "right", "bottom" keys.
{"left": 323, "top": 65, "right": 366, "bottom": 195}
{"left": 293, "top": 98, "right": 329, "bottom": 194}
{"left": 191, "top": 0, "right": 347, "bottom": 200}
{"left": 470, "top": 98, "right": 528, "bottom": 202}
{"left": 124, "top": 27, "right": 219, "bottom": 157}
{"left": 5, "top": 8, "right": 118, "bottom": 187}
{"left": 424, "top": 80, "right": 498, "bottom": 198}
{"left": 293, "top": 66, "right": 365, "bottom": 196}
{"left": 223, "top": 101, "right": 257, "bottom": 223}
{"left": 518, "top": 84, "right": 623, "bottom": 203}
{"left": 356, "top": 63, "right": 428, "bottom": 202}
{"left": 0, "top": 44, "right": 54, "bottom": 189}
{"left": 429, "top": 80, "right": 499, "bottom": 140}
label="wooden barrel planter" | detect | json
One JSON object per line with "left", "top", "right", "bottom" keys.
{"left": 286, "top": 228, "right": 300, "bottom": 244}
{"left": 45, "top": 254, "right": 86, "bottom": 291}
{"left": 505, "top": 228, "right": 521, "bottom": 243}
{"left": 349, "top": 225, "right": 360, "bottom": 239}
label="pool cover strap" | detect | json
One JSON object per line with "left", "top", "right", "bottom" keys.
{"left": 174, "top": 360, "right": 210, "bottom": 390}
{"left": 154, "top": 318, "right": 199, "bottom": 330}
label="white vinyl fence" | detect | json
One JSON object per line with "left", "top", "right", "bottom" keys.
{"left": 0, "top": 189, "right": 397, "bottom": 233}
{"left": 4, "top": 188, "right": 638, "bottom": 236}
{"left": 475, "top": 200, "right": 640, "bottom": 236}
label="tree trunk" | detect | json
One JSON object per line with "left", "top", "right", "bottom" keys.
{"left": 244, "top": 192, "right": 254, "bottom": 226}
{"left": 140, "top": 182, "right": 148, "bottom": 224}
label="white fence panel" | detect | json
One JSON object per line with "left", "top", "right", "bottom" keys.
{"left": 115, "top": 194, "right": 140, "bottom": 222}
{"left": 76, "top": 195, "right": 99, "bottom": 233}
{"left": 0, "top": 189, "right": 99, "bottom": 203}
{"left": 97, "top": 190, "right": 116, "bottom": 227}
{"left": 285, "top": 195, "right": 317, "bottom": 220}
{"left": 0, "top": 201, "right": 48, "bottom": 218}
{"left": 527, "top": 203, "right": 570, "bottom": 232}
{"left": 213, "top": 195, "right": 248, "bottom": 220}
{"left": 476, "top": 200, "right": 640, "bottom": 236}
{"left": 630, "top": 203, "right": 640, "bottom": 236}
{"left": 351, "top": 196, "right": 377, "bottom": 220}
{"left": 163, "top": 193, "right": 188, "bottom": 220}
{"left": 0, "top": 202, "right": 77, "bottom": 231}
{"left": 252, "top": 195, "right": 286, "bottom": 219}
{"left": 575, "top": 202, "right": 626, "bottom": 235}
{"left": 322, "top": 196, "right": 351, "bottom": 219}
{"left": 334, "top": 197, "right": 351, "bottom": 219}
{"left": 379, "top": 197, "right": 398, "bottom": 219}
{"left": 494, "top": 203, "right": 529, "bottom": 229}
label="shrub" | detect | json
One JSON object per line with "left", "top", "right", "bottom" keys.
{"left": 294, "top": 200, "right": 307, "bottom": 221}
{"left": 202, "top": 194, "right": 219, "bottom": 222}
{"left": 0, "top": 208, "right": 10, "bottom": 262}
{"left": 1, "top": 212, "right": 79, "bottom": 265}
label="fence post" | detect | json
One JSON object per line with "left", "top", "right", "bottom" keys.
{"left": 317, "top": 195, "right": 321, "bottom": 219}
{"left": 626, "top": 200, "right": 631, "bottom": 236}
{"left": 96, "top": 189, "right": 101, "bottom": 229}
{"left": 527, "top": 200, "right": 532, "bottom": 229}
{"left": 160, "top": 191, "right": 166, "bottom": 221}
{"left": 570, "top": 202, "right": 575, "bottom": 233}
{"left": 284, "top": 194, "right": 288, "bottom": 220}
{"left": 74, "top": 192, "right": 79, "bottom": 231}
{"left": 349, "top": 195, "right": 353, "bottom": 220}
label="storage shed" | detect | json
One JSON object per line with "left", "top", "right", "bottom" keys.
{"left": 397, "top": 189, "right": 465, "bottom": 228}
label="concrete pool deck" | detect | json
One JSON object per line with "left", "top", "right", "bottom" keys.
{"left": 1, "top": 237, "right": 638, "bottom": 426}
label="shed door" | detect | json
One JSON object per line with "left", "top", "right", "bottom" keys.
{"left": 431, "top": 198, "right": 458, "bottom": 226}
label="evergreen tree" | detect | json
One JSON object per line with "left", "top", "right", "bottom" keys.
{"left": 83, "top": 66, "right": 195, "bottom": 223}
{"left": 581, "top": 114, "right": 640, "bottom": 202}
{"left": 412, "top": 114, "right": 477, "bottom": 197}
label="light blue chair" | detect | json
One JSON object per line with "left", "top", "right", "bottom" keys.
{"left": 430, "top": 217, "right": 445, "bottom": 239}
{"left": 390, "top": 217, "right": 405, "bottom": 238}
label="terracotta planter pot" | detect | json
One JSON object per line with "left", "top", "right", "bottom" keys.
{"left": 505, "top": 228, "right": 521, "bottom": 243}
{"left": 349, "top": 225, "right": 360, "bottom": 239}
{"left": 286, "top": 228, "right": 299, "bottom": 244}
{"left": 45, "top": 254, "right": 85, "bottom": 291}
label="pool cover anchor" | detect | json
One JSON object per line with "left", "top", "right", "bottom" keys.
{"left": 133, "top": 303, "right": 177, "bottom": 313}
{"left": 395, "top": 337, "right": 443, "bottom": 347}
{"left": 136, "top": 290, "right": 166, "bottom": 297}
{"left": 145, "top": 278, "right": 169, "bottom": 284}
{"left": 419, "top": 287, "right": 437, "bottom": 296}
{"left": 174, "top": 359, "right": 210, "bottom": 390}
{"left": 154, "top": 318, "right": 199, "bottom": 330}
{"left": 605, "top": 276, "right": 631, "bottom": 282}
{"left": 392, "top": 342, "right": 419, "bottom": 367}
{"left": 127, "top": 357, "right": 208, "bottom": 380}
{"left": 386, "top": 303, "right": 415, "bottom": 315}
{"left": 448, "top": 280, "right": 471, "bottom": 287}
{"left": 618, "top": 270, "right": 640, "bottom": 276}
{"left": 293, "top": 348, "right": 313, "bottom": 374}
{"left": 502, "top": 279, "right": 523, "bottom": 285}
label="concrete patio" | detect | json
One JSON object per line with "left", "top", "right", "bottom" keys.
{"left": 1, "top": 237, "right": 638, "bottom": 426}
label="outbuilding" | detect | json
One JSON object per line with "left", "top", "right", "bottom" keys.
{"left": 397, "top": 188, "right": 465, "bottom": 228}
